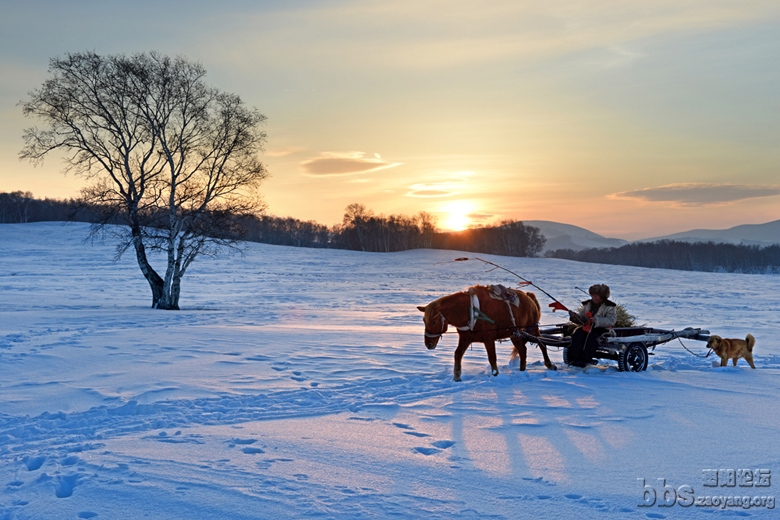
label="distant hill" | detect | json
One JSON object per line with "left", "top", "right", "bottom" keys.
{"left": 640, "top": 219, "right": 780, "bottom": 247}
{"left": 523, "top": 220, "right": 628, "bottom": 252}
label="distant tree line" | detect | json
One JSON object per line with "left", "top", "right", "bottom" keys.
{"left": 0, "top": 191, "right": 97, "bottom": 224}
{"left": 431, "top": 219, "right": 546, "bottom": 258}
{"left": 1, "top": 192, "right": 546, "bottom": 257}
{"left": 241, "top": 215, "right": 331, "bottom": 248}
{"left": 8, "top": 192, "right": 780, "bottom": 270}
{"left": 547, "top": 240, "right": 780, "bottom": 274}
{"left": 334, "top": 203, "right": 439, "bottom": 252}
{"left": 334, "top": 203, "right": 545, "bottom": 256}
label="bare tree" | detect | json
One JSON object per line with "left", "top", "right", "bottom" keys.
{"left": 0, "top": 191, "right": 34, "bottom": 223}
{"left": 20, "top": 51, "right": 268, "bottom": 309}
{"left": 341, "top": 203, "right": 374, "bottom": 251}
{"left": 416, "top": 211, "right": 437, "bottom": 248}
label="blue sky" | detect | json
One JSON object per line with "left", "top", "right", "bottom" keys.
{"left": 1, "top": 0, "right": 779, "bottom": 237}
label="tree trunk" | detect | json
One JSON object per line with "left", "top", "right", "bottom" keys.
{"left": 156, "top": 264, "right": 181, "bottom": 310}
{"left": 130, "top": 223, "right": 166, "bottom": 308}
{"left": 155, "top": 290, "right": 180, "bottom": 310}
{"left": 155, "top": 233, "right": 185, "bottom": 310}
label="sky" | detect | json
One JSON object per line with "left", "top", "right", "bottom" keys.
{"left": 1, "top": 0, "right": 779, "bottom": 239}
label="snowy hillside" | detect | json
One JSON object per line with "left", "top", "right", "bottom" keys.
{"left": 532, "top": 219, "right": 780, "bottom": 251}
{"left": 641, "top": 219, "right": 780, "bottom": 247}
{"left": 524, "top": 220, "right": 628, "bottom": 252}
{"left": 1, "top": 222, "right": 779, "bottom": 519}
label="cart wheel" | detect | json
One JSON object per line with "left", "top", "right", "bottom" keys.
{"left": 562, "top": 347, "right": 571, "bottom": 365}
{"left": 618, "top": 342, "right": 648, "bottom": 372}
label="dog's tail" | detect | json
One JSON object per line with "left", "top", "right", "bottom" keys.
{"left": 746, "top": 334, "right": 755, "bottom": 352}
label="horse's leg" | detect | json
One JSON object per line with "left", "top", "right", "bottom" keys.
{"left": 511, "top": 338, "right": 528, "bottom": 371}
{"left": 538, "top": 344, "right": 558, "bottom": 371}
{"left": 453, "top": 335, "right": 470, "bottom": 382}
{"left": 485, "top": 339, "right": 499, "bottom": 376}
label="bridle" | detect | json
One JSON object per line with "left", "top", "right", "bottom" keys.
{"left": 424, "top": 311, "right": 448, "bottom": 339}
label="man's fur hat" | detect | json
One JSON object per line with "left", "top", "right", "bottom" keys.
{"left": 588, "top": 283, "right": 610, "bottom": 300}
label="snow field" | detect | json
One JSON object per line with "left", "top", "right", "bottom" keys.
{"left": 1, "top": 222, "right": 779, "bottom": 519}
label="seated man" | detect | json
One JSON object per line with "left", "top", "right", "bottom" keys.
{"left": 566, "top": 284, "right": 617, "bottom": 367}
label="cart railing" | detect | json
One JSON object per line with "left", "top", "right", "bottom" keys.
{"left": 519, "top": 325, "right": 709, "bottom": 349}
{"left": 599, "top": 327, "right": 710, "bottom": 345}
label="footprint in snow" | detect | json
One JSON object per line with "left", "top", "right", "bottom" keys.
{"left": 228, "top": 438, "right": 257, "bottom": 447}
{"left": 242, "top": 447, "right": 265, "bottom": 455}
{"left": 55, "top": 474, "right": 81, "bottom": 498}
{"left": 78, "top": 513, "right": 99, "bottom": 519}
{"left": 431, "top": 440, "right": 455, "bottom": 449}
{"left": 645, "top": 514, "right": 666, "bottom": 519}
{"left": 245, "top": 355, "right": 271, "bottom": 361}
{"left": 24, "top": 456, "right": 46, "bottom": 471}
{"left": 522, "top": 476, "right": 556, "bottom": 487}
{"left": 61, "top": 456, "right": 80, "bottom": 466}
{"left": 413, "top": 447, "right": 440, "bottom": 456}
{"left": 395, "top": 423, "right": 434, "bottom": 439}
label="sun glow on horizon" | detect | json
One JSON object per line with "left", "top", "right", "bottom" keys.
{"left": 440, "top": 200, "right": 477, "bottom": 231}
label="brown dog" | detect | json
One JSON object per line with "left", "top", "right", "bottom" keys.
{"left": 707, "top": 334, "right": 756, "bottom": 369}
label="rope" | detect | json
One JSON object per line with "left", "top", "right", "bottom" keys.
{"left": 675, "top": 336, "right": 712, "bottom": 358}
{"left": 435, "top": 324, "right": 535, "bottom": 336}
{"left": 433, "top": 323, "right": 552, "bottom": 353}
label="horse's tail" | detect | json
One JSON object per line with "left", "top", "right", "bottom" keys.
{"left": 526, "top": 291, "right": 541, "bottom": 323}
{"left": 509, "top": 291, "right": 540, "bottom": 363}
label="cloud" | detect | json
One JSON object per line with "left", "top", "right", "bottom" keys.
{"left": 265, "top": 146, "right": 306, "bottom": 158}
{"left": 405, "top": 183, "right": 462, "bottom": 198}
{"left": 210, "top": 1, "right": 780, "bottom": 73}
{"left": 610, "top": 183, "right": 780, "bottom": 206}
{"left": 300, "top": 152, "right": 402, "bottom": 176}
{"left": 467, "top": 213, "right": 496, "bottom": 225}
{"left": 584, "top": 45, "right": 646, "bottom": 70}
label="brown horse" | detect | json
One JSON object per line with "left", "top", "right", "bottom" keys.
{"left": 417, "top": 285, "right": 557, "bottom": 381}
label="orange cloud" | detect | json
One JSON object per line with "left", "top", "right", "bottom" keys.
{"left": 265, "top": 146, "right": 306, "bottom": 157}
{"left": 610, "top": 183, "right": 780, "bottom": 206}
{"left": 300, "top": 152, "right": 402, "bottom": 176}
{"left": 405, "top": 183, "right": 462, "bottom": 198}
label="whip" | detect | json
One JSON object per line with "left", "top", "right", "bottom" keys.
{"left": 453, "top": 257, "right": 572, "bottom": 313}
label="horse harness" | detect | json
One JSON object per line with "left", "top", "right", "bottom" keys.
{"left": 425, "top": 286, "right": 536, "bottom": 339}
{"left": 424, "top": 311, "right": 447, "bottom": 339}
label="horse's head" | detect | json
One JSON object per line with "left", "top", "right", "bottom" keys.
{"left": 417, "top": 303, "right": 447, "bottom": 350}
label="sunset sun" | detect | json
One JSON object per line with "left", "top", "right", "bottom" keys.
{"left": 441, "top": 200, "right": 476, "bottom": 231}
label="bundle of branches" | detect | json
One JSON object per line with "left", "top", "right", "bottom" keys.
{"left": 614, "top": 303, "right": 638, "bottom": 328}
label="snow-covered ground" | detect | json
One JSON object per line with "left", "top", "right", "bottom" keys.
{"left": 1, "top": 222, "right": 779, "bottom": 519}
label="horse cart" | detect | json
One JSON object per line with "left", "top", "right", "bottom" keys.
{"left": 517, "top": 326, "right": 711, "bottom": 372}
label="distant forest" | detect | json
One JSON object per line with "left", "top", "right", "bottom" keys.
{"left": 547, "top": 241, "right": 780, "bottom": 274}
{"left": 5, "top": 191, "right": 779, "bottom": 272}
{"left": 0, "top": 192, "right": 546, "bottom": 257}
